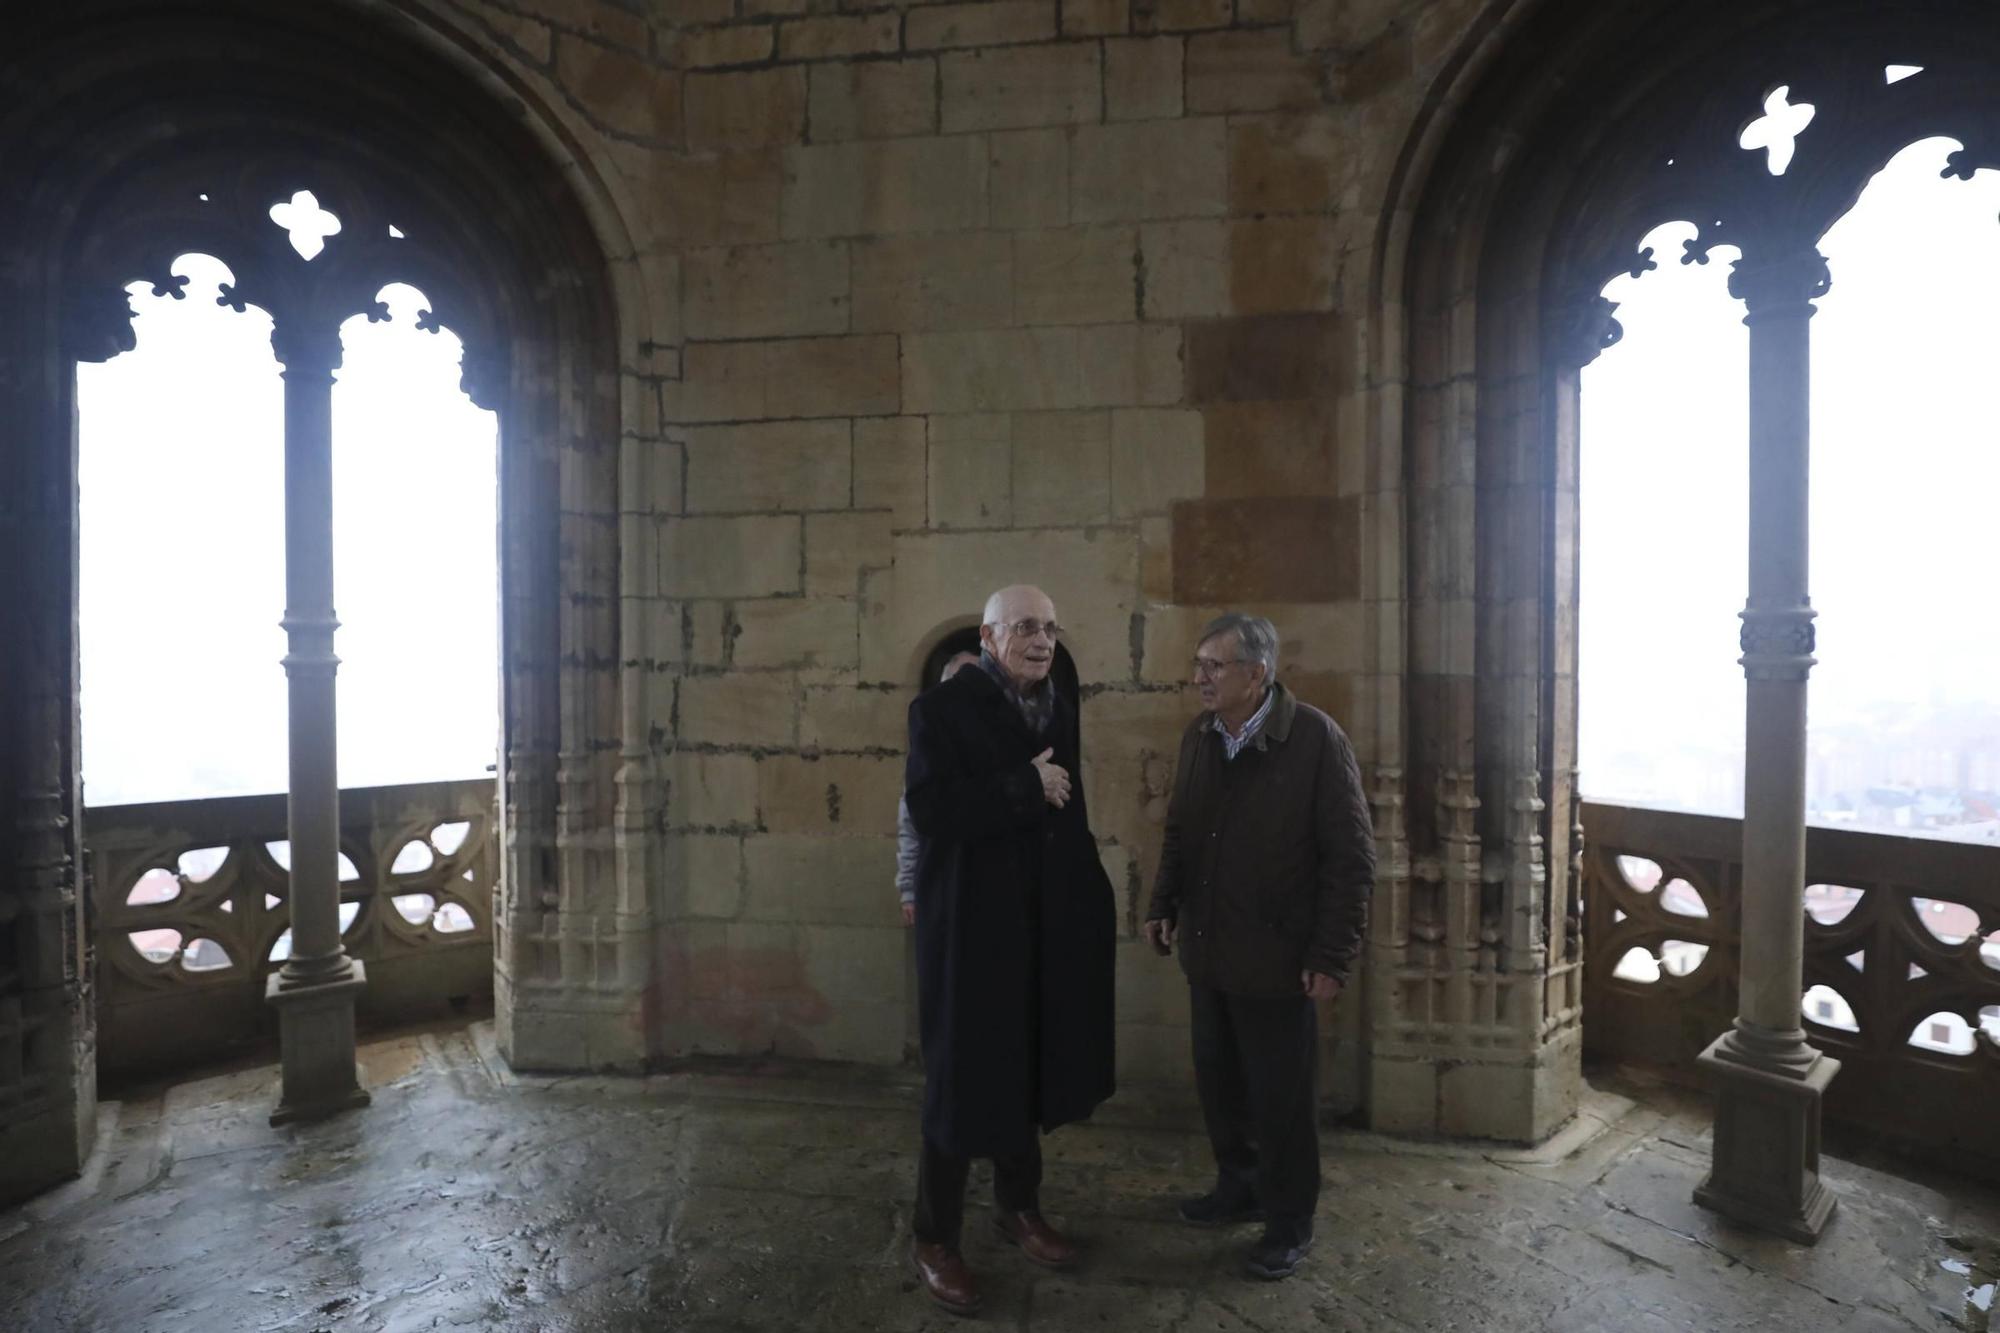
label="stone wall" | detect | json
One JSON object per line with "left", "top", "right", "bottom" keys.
{"left": 408, "top": 0, "right": 1483, "bottom": 1089}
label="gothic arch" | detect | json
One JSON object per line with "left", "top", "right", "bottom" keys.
{"left": 0, "top": 0, "right": 649, "bottom": 1198}
{"left": 1370, "top": 0, "right": 2000, "bottom": 1153}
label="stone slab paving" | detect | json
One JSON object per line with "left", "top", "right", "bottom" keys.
{"left": 1, "top": 1022, "right": 1995, "bottom": 1332}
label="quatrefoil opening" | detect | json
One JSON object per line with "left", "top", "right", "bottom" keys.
{"left": 1739, "top": 84, "right": 1816, "bottom": 176}
{"left": 268, "top": 189, "right": 342, "bottom": 261}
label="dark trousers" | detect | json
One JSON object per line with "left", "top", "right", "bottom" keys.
{"left": 1188, "top": 983, "right": 1320, "bottom": 1233}
{"left": 912, "top": 1136, "right": 1042, "bottom": 1247}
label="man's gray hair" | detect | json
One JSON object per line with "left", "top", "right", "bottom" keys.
{"left": 1199, "top": 612, "right": 1279, "bottom": 678}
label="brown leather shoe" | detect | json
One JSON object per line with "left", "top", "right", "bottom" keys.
{"left": 993, "top": 1210, "right": 1079, "bottom": 1268}
{"left": 911, "top": 1241, "right": 981, "bottom": 1316}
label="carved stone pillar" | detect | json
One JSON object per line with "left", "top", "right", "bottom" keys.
{"left": 1693, "top": 247, "right": 1838, "bottom": 1243}
{"left": 264, "top": 317, "right": 369, "bottom": 1126}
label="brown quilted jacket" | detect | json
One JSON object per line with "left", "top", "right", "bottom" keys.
{"left": 1145, "top": 682, "right": 1375, "bottom": 996}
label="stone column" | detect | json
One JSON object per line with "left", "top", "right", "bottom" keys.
{"left": 1693, "top": 247, "right": 1838, "bottom": 1242}
{"left": 264, "top": 318, "right": 369, "bottom": 1125}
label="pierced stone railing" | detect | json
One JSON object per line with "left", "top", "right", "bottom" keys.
{"left": 1581, "top": 801, "right": 2000, "bottom": 1172}
{"left": 87, "top": 779, "right": 496, "bottom": 1082}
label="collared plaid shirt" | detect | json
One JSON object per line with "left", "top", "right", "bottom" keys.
{"left": 1211, "top": 686, "right": 1276, "bottom": 761}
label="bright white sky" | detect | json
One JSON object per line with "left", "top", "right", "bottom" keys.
{"left": 1581, "top": 135, "right": 2000, "bottom": 817}
{"left": 74, "top": 129, "right": 2000, "bottom": 816}
{"left": 78, "top": 255, "right": 498, "bottom": 806}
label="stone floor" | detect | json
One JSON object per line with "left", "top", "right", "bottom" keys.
{"left": 3, "top": 1022, "right": 1997, "bottom": 1333}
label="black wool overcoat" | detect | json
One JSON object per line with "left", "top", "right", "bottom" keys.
{"left": 905, "top": 665, "right": 1116, "bottom": 1158}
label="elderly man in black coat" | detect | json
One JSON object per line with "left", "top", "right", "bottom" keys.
{"left": 903, "top": 583, "right": 1116, "bottom": 1315}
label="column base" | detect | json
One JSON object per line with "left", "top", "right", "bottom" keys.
{"left": 265, "top": 959, "right": 372, "bottom": 1127}
{"left": 1692, "top": 1028, "right": 1840, "bottom": 1244}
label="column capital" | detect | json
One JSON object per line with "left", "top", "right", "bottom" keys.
{"left": 1728, "top": 248, "right": 1831, "bottom": 321}
{"left": 269, "top": 317, "right": 344, "bottom": 378}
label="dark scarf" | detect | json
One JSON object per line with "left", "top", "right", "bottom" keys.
{"left": 980, "top": 650, "right": 1055, "bottom": 735}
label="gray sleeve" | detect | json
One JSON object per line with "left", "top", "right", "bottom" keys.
{"left": 896, "top": 794, "right": 920, "bottom": 905}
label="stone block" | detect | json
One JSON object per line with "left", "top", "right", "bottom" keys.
{"left": 488, "top": 13, "right": 554, "bottom": 65}
{"left": 1272, "top": 600, "right": 1366, "bottom": 674}
{"left": 783, "top": 137, "right": 989, "bottom": 238}
{"left": 801, "top": 925, "right": 908, "bottom": 1014}
{"left": 642, "top": 601, "right": 689, "bottom": 666}
{"left": 758, "top": 753, "right": 904, "bottom": 834}
{"left": 1110, "top": 407, "right": 1204, "bottom": 517}
{"left": 691, "top": 601, "right": 732, "bottom": 666}
{"left": 853, "top": 417, "right": 929, "bottom": 527}
{"left": 867, "top": 528, "right": 1138, "bottom": 682}
{"left": 850, "top": 232, "right": 1013, "bottom": 333}
{"left": 731, "top": 598, "right": 859, "bottom": 669}
{"left": 809, "top": 58, "right": 938, "bottom": 142}
{"left": 1072, "top": 119, "right": 1226, "bottom": 222}
{"left": 1170, "top": 495, "right": 1358, "bottom": 603}
{"left": 1106, "top": 36, "right": 1183, "bottom": 121}
{"left": 806, "top": 511, "right": 894, "bottom": 595}
{"left": 1186, "top": 29, "right": 1325, "bottom": 114}
{"left": 941, "top": 43, "right": 1101, "bottom": 134}
{"left": 779, "top": 11, "right": 900, "bottom": 59}
{"left": 1284, "top": 670, "right": 1355, "bottom": 725}
{"left": 1366, "top": 1052, "right": 1440, "bottom": 1135}
{"left": 1078, "top": 322, "right": 1184, "bottom": 408}
{"left": 557, "top": 39, "right": 682, "bottom": 142}
{"left": 1201, "top": 400, "right": 1337, "bottom": 497}
{"left": 801, "top": 685, "right": 909, "bottom": 752}
{"left": 1138, "top": 514, "right": 1173, "bottom": 600}
{"left": 521, "top": 0, "right": 655, "bottom": 45}
{"left": 1229, "top": 114, "right": 1344, "bottom": 216}
{"left": 660, "top": 515, "right": 802, "bottom": 597}
{"left": 683, "top": 23, "right": 774, "bottom": 67}
{"left": 645, "top": 439, "right": 686, "bottom": 516}
{"left": 1014, "top": 227, "right": 1137, "bottom": 326}
{"left": 1116, "top": 943, "right": 1191, "bottom": 1026}
{"left": 1184, "top": 313, "right": 1351, "bottom": 403}
{"left": 1062, "top": 0, "right": 1130, "bottom": 36}
{"left": 654, "top": 0, "right": 732, "bottom": 23}
{"left": 1139, "top": 219, "right": 1226, "bottom": 319}
{"left": 1117, "top": 1020, "right": 1193, "bottom": 1085}
{"left": 903, "top": 324, "right": 1180, "bottom": 414}
{"left": 1011, "top": 409, "right": 1111, "bottom": 526}
{"left": 741, "top": 835, "right": 900, "bottom": 925}
{"left": 686, "top": 67, "right": 808, "bottom": 150}
{"left": 651, "top": 149, "right": 784, "bottom": 248}
{"left": 669, "top": 751, "right": 762, "bottom": 829}
{"left": 682, "top": 240, "right": 849, "bottom": 341}
{"left": 1334, "top": 26, "right": 1412, "bottom": 103}
{"left": 1138, "top": 0, "right": 1232, "bottom": 31}
{"left": 680, "top": 672, "right": 800, "bottom": 747}
{"left": 683, "top": 420, "right": 853, "bottom": 513}
{"left": 906, "top": 0, "right": 1056, "bottom": 50}
{"left": 665, "top": 335, "right": 901, "bottom": 421}
{"left": 1229, "top": 217, "right": 1336, "bottom": 314}
{"left": 988, "top": 129, "right": 1069, "bottom": 229}
{"left": 1439, "top": 1056, "right": 1541, "bottom": 1142}
{"left": 927, "top": 413, "right": 1013, "bottom": 529}
{"left": 671, "top": 833, "right": 745, "bottom": 919}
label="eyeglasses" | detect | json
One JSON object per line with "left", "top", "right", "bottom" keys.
{"left": 1191, "top": 656, "right": 1245, "bottom": 680}
{"left": 991, "top": 618, "right": 1063, "bottom": 641}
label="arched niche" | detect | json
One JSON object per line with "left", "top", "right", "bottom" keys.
{"left": 0, "top": 0, "right": 641, "bottom": 1199}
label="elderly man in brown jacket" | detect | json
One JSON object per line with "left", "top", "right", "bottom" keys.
{"left": 1143, "top": 612, "right": 1374, "bottom": 1281}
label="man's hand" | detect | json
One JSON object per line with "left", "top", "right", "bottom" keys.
{"left": 901, "top": 902, "right": 916, "bottom": 927}
{"left": 1302, "top": 970, "right": 1341, "bottom": 1001}
{"left": 1032, "top": 747, "right": 1071, "bottom": 808}
{"left": 1142, "top": 918, "right": 1176, "bottom": 956}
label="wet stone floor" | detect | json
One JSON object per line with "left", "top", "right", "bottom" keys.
{"left": 3, "top": 1022, "right": 1998, "bottom": 1333}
